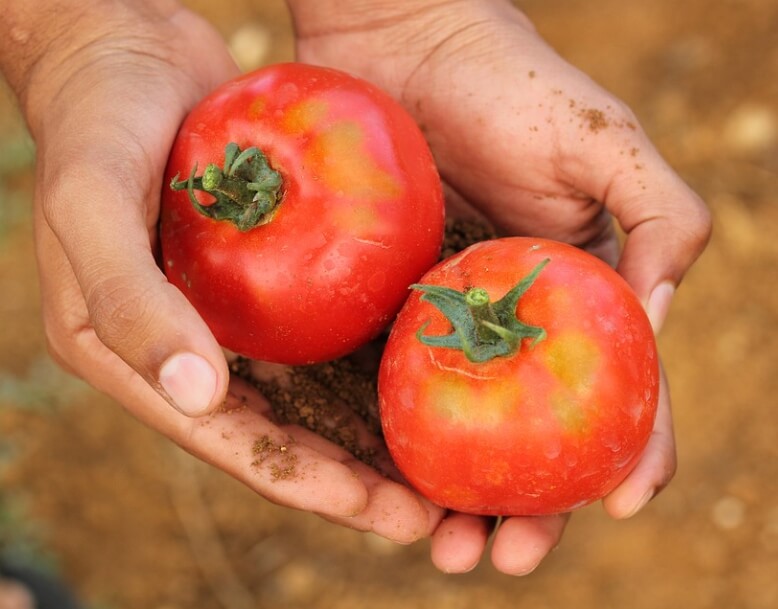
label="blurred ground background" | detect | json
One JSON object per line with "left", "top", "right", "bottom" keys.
{"left": 1, "top": 0, "right": 776, "bottom": 608}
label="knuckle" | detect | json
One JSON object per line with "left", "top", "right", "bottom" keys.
{"left": 669, "top": 192, "right": 713, "bottom": 260}
{"left": 44, "top": 340, "right": 79, "bottom": 378}
{"left": 689, "top": 198, "right": 714, "bottom": 248}
{"left": 39, "top": 162, "right": 81, "bottom": 231}
{"left": 613, "top": 98, "right": 640, "bottom": 125}
{"left": 42, "top": 289, "right": 88, "bottom": 368}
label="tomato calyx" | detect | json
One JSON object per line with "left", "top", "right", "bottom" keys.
{"left": 411, "top": 258, "right": 550, "bottom": 363}
{"left": 170, "top": 142, "right": 283, "bottom": 231}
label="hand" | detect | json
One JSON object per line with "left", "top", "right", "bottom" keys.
{"left": 289, "top": 0, "right": 711, "bottom": 574}
{"left": 1, "top": 0, "right": 439, "bottom": 542}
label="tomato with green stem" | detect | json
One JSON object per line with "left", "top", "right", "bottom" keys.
{"left": 378, "top": 237, "right": 659, "bottom": 516}
{"left": 160, "top": 63, "right": 444, "bottom": 365}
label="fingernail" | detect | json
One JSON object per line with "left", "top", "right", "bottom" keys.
{"left": 159, "top": 352, "right": 217, "bottom": 416}
{"left": 625, "top": 488, "right": 655, "bottom": 519}
{"left": 646, "top": 282, "right": 675, "bottom": 334}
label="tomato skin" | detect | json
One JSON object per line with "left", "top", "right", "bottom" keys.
{"left": 160, "top": 63, "right": 444, "bottom": 364}
{"left": 378, "top": 238, "right": 659, "bottom": 516}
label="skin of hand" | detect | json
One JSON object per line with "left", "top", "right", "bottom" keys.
{"left": 0, "top": 0, "right": 441, "bottom": 545}
{"left": 287, "top": 0, "right": 711, "bottom": 575}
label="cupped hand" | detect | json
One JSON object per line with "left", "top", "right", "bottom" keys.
{"left": 291, "top": 0, "right": 711, "bottom": 574}
{"left": 19, "top": 1, "right": 439, "bottom": 543}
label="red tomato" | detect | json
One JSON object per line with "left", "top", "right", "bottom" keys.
{"left": 160, "top": 63, "right": 444, "bottom": 364}
{"left": 378, "top": 238, "right": 659, "bottom": 516}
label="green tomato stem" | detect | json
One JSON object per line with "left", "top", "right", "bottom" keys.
{"left": 412, "top": 259, "right": 550, "bottom": 363}
{"left": 464, "top": 287, "right": 504, "bottom": 344}
{"left": 170, "top": 142, "right": 283, "bottom": 232}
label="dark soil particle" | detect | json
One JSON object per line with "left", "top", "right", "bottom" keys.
{"left": 251, "top": 434, "right": 299, "bottom": 481}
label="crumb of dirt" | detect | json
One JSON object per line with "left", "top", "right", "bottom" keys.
{"left": 229, "top": 357, "right": 252, "bottom": 378}
{"left": 251, "top": 434, "right": 300, "bottom": 481}
{"left": 579, "top": 107, "right": 609, "bottom": 133}
{"left": 232, "top": 216, "right": 496, "bottom": 466}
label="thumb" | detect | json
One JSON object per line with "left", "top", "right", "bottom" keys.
{"left": 38, "top": 154, "right": 229, "bottom": 417}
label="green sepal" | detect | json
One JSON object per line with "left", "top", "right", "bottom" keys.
{"left": 412, "top": 258, "right": 550, "bottom": 363}
{"left": 170, "top": 143, "right": 282, "bottom": 232}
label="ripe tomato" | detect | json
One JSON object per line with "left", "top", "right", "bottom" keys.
{"left": 378, "top": 238, "right": 659, "bottom": 516}
{"left": 160, "top": 63, "right": 444, "bottom": 364}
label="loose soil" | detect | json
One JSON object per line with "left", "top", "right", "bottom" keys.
{"left": 1, "top": 1, "right": 777, "bottom": 609}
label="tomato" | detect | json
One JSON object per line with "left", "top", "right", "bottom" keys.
{"left": 160, "top": 63, "right": 444, "bottom": 364}
{"left": 378, "top": 238, "right": 659, "bottom": 516}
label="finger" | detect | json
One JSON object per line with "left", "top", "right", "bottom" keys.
{"left": 430, "top": 513, "right": 495, "bottom": 574}
{"left": 562, "top": 104, "right": 711, "bottom": 316}
{"left": 490, "top": 513, "right": 570, "bottom": 576}
{"left": 35, "top": 129, "right": 229, "bottom": 417}
{"left": 318, "top": 455, "right": 443, "bottom": 544}
{"left": 284, "top": 423, "right": 444, "bottom": 543}
{"left": 183, "top": 379, "right": 371, "bottom": 517}
{"left": 602, "top": 363, "right": 676, "bottom": 519}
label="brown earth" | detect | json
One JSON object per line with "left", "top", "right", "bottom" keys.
{"left": 1, "top": 1, "right": 777, "bottom": 608}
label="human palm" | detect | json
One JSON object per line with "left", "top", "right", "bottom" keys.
{"left": 29, "top": 5, "right": 439, "bottom": 545}
{"left": 293, "top": 0, "right": 710, "bottom": 573}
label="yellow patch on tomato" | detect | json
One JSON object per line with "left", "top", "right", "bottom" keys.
{"left": 544, "top": 332, "right": 600, "bottom": 395}
{"left": 282, "top": 99, "right": 328, "bottom": 134}
{"left": 248, "top": 96, "right": 266, "bottom": 120}
{"left": 544, "top": 332, "right": 601, "bottom": 432}
{"left": 425, "top": 372, "right": 517, "bottom": 428}
{"left": 330, "top": 202, "right": 380, "bottom": 235}
{"left": 306, "top": 121, "right": 401, "bottom": 200}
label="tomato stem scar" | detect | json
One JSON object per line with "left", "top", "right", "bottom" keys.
{"left": 411, "top": 259, "right": 549, "bottom": 363}
{"left": 170, "top": 142, "right": 283, "bottom": 231}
